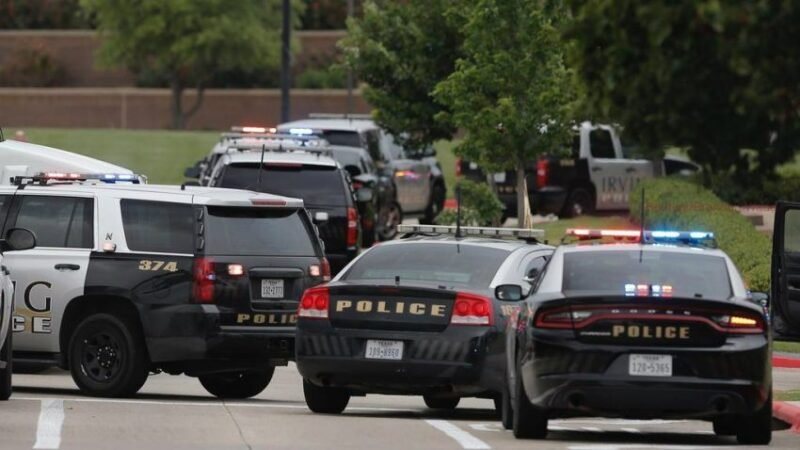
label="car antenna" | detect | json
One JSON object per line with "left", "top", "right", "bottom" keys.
{"left": 455, "top": 184, "right": 463, "bottom": 238}
{"left": 256, "top": 143, "right": 267, "bottom": 187}
{"left": 639, "top": 187, "right": 645, "bottom": 263}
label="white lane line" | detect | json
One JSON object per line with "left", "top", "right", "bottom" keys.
{"left": 425, "top": 420, "right": 490, "bottom": 450}
{"left": 33, "top": 399, "right": 65, "bottom": 449}
{"left": 14, "top": 396, "right": 415, "bottom": 413}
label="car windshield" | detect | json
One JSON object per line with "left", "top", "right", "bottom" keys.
{"left": 217, "top": 163, "right": 347, "bottom": 206}
{"left": 320, "top": 130, "right": 362, "bottom": 147}
{"left": 341, "top": 242, "right": 509, "bottom": 290}
{"left": 562, "top": 250, "right": 732, "bottom": 299}
{"left": 204, "top": 207, "right": 317, "bottom": 256}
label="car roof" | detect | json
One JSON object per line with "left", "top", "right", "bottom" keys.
{"left": 558, "top": 243, "right": 729, "bottom": 258}
{"left": 0, "top": 182, "right": 305, "bottom": 208}
{"left": 278, "top": 118, "right": 378, "bottom": 133}
{"left": 0, "top": 139, "right": 134, "bottom": 174}
{"left": 385, "top": 235, "right": 553, "bottom": 252}
{"left": 222, "top": 149, "right": 339, "bottom": 167}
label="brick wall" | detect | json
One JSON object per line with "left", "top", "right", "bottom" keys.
{"left": 0, "top": 30, "right": 346, "bottom": 87}
{"left": 0, "top": 88, "right": 370, "bottom": 129}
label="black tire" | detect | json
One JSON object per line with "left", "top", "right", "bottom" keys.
{"left": 512, "top": 356, "right": 547, "bottom": 439}
{"left": 377, "top": 203, "right": 402, "bottom": 241}
{"left": 420, "top": 183, "right": 446, "bottom": 225}
{"left": 562, "top": 187, "right": 593, "bottom": 218}
{"left": 303, "top": 379, "right": 350, "bottom": 414}
{"left": 199, "top": 368, "right": 275, "bottom": 399}
{"left": 498, "top": 385, "right": 513, "bottom": 430}
{"left": 712, "top": 417, "right": 737, "bottom": 436}
{"left": 736, "top": 394, "right": 772, "bottom": 445}
{"left": 423, "top": 395, "right": 460, "bottom": 410}
{"left": 0, "top": 326, "right": 12, "bottom": 401}
{"left": 68, "top": 313, "right": 149, "bottom": 398}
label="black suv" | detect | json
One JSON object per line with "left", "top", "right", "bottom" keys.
{"left": 208, "top": 149, "right": 363, "bottom": 274}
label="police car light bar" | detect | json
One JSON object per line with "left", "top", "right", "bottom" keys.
{"left": 397, "top": 224, "right": 544, "bottom": 240}
{"left": 566, "top": 229, "right": 641, "bottom": 240}
{"left": 13, "top": 172, "right": 144, "bottom": 186}
{"left": 564, "top": 228, "right": 716, "bottom": 246}
{"left": 230, "top": 126, "right": 277, "bottom": 134}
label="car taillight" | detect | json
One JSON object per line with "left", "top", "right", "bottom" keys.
{"left": 534, "top": 307, "right": 574, "bottom": 329}
{"left": 347, "top": 207, "right": 358, "bottom": 247}
{"left": 712, "top": 312, "right": 765, "bottom": 334}
{"left": 309, "top": 258, "right": 332, "bottom": 282}
{"left": 298, "top": 286, "right": 329, "bottom": 319}
{"left": 536, "top": 159, "right": 549, "bottom": 188}
{"left": 451, "top": 292, "right": 493, "bottom": 326}
{"left": 456, "top": 157, "right": 462, "bottom": 177}
{"left": 192, "top": 257, "right": 216, "bottom": 304}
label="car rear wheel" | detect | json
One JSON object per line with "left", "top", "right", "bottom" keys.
{"left": 512, "top": 356, "right": 547, "bottom": 439}
{"left": 562, "top": 188, "right": 593, "bottom": 218}
{"left": 498, "top": 385, "right": 513, "bottom": 430}
{"left": 378, "top": 203, "right": 402, "bottom": 241}
{"left": 420, "top": 183, "right": 446, "bottom": 225}
{"left": 199, "top": 368, "right": 275, "bottom": 399}
{"left": 712, "top": 416, "right": 736, "bottom": 436}
{"left": 68, "top": 313, "right": 149, "bottom": 398}
{"left": 0, "top": 326, "right": 12, "bottom": 401}
{"left": 423, "top": 395, "right": 460, "bottom": 410}
{"left": 303, "top": 379, "right": 350, "bottom": 414}
{"left": 736, "top": 394, "right": 772, "bottom": 445}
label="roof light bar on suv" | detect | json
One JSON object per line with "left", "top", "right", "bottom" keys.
{"left": 398, "top": 224, "right": 544, "bottom": 240}
{"left": 12, "top": 172, "right": 145, "bottom": 186}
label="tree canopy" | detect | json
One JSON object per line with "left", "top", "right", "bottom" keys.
{"left": 82, "top": 0, "right": 283, "bottom": 129}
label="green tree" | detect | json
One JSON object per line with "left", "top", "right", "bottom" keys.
{"left": 566, "top": 1, "right": 800, "bottom": 180}
{"left": 435, "top": 0, "right": 576, "bottom": 227}
{"left": 341, "top": 0, "right": 465, "bottom": 149}
{"left": 82, "top": 0, "right": 283, "bottom": 129}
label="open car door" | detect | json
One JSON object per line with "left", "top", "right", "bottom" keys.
{"left": 772, "top": 201, "right": 800, "bottom": 338}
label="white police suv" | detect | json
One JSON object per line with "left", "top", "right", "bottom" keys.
{"left": 1, "top": 172, "right": 328, "bottom": 398}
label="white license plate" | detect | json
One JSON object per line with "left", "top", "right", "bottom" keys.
{"left": 493, "top": 172, "right": 507, "bottom": 183}
{"left": 629, "top": 354, "right": 672, "bottom": 377}
{"left": 365, "top": 340, "right": 403, "bottom": 360}
{"left": 261, "top": 279, "right": 284, "bottom": 298}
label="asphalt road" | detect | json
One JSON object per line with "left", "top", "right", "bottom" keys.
{"left": 1, "top": 366, "right": 798, "bottom": 450}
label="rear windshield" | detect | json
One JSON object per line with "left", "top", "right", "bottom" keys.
{"left": 217, "top": 163, "right": 348, "bottom": 206}
{"left": 320, "top": 130, "right": 361, "bottom": 148}
{"left": 205, "top": 207, "right": 318, "bottom": 256}
{"left": 341, "top": 242, "right": 509, "bottom": 290}
{"left": 562, "top": 250, "right": 732, "bottom": 299}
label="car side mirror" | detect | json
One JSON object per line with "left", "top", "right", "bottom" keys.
{"left": 356, "top": 187, "right": 374, "bottom": 203}
{"left": 2, "top": 228, "right": 36, "bottom": 252}
{"left": 496, "top": 284, "right": 526, "bottom": 301}
{"left": 184, "top": 165, "right": 201, "bottom": 179}
{"left": 750, "top": 292, "right": 769, "bottom": 310}
{"left": 314, "top": 212, "right": 329, "bottom": 224}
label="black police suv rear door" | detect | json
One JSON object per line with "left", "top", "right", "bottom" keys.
{"left": 199, "top": 206, "right": 327, "bottom": 345}
{"left": 772, "top": 201, "right": 800, "bottom": 337}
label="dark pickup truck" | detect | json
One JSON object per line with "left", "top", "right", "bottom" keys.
{"left": 458, "top": 122, "right": 699, "bottom": 218}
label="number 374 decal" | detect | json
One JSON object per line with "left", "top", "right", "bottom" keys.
{"left": 138, "top": 260, "right": 179, "bottom": 272}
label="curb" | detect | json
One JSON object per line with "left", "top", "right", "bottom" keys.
{"left": 774, "top": 355, "right": 800, "bottom": 369}
{"left": 774, "top": 401, "right": 800, "bottom": 433}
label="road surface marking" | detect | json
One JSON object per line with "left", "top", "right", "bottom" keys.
{"left": 569, "top": 445, "right": 729, "bottom": 450}
{"left": 469, "top": 423, "right": 503, "bottom": 432}
{"left": 33, "top": 399, "right": 64, "bottom": 449}
{"left": 425, "top": 420, "right": 490, "bottom": 449}
{"left": 14, "top": 396, "right": 414, "bottom": 413}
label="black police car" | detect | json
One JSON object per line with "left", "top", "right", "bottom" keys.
{"left": 295, "top": 225, "right": 552, "bottom": 414}
{"left": 506, "top": 229, "right": 771, "bottom": 444}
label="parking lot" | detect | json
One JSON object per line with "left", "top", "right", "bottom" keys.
{"left": 0, "top": 367, "right": 796, "bottom": 450}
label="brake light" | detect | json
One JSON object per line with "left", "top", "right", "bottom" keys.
{"left": 352, "top": 180, "right": 363, "bottom": 190}
{"left": 712, "top": 312, "right": 765, "bottom": 334}
{"left": 347, "top": 207, "right": 358, "bottom": 247}
{"left": 192, "top": 257, "right": 216, "bottom": 303}
{"left": 309, "top": 258, "right": 332, "bottom": 281}
{"left": 456, "top": 157, "right": 462, "bottom": 177}
{"left": 298, "top": 286, "right": 329, "bottom": 319}
{"left": 534, "top": 307, "right": 574, "bottom": 329}
{"left": 451, "top": 292, "right": 493, "bottom": 326}
{"left": 536, "top": 159, "right": 549, "bottom": 187}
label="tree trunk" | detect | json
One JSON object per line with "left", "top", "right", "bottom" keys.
{"left": 170, "top": 77, "right": 184, "bottom": 130}
{"left": 516, "top": 165, "right": 533, "bottom": 229}
{"left": 183, "top": 84, "right": 206, "bottom": 125}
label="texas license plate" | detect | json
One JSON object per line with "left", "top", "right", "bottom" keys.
{"left": 261, "top": 279, "right": 284, "bottom": 298}
{"left": 629, "top": 354, "right": 672, "bottom": 377}
{"left": 365, "top": 340, "right": 403, "bottom": 360}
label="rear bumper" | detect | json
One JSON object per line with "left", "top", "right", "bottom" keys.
{"left": 519, "top": 333, "right": 771, "bottom": 419}
{"left": 296, "top": 323, "right": 504, "bottom": 395}
{"left": 138, "top": 304, "right": 296, "bottom": 375}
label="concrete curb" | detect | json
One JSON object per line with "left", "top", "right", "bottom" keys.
{"left": 774, "top": 355, "right": 800, "bottom": 369}
{"left": 774, "top": 401, "right": 800, "bottom": 433}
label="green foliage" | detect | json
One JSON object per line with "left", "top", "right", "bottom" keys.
{"left": 341, "top": 0, "right": 465, "bottom": 148}
{"left": 435, "top": 180, "right": 504, "bottom": 227}
{"left": 82, "top": 0, "right": 284, "bottom": 128}
{"left": 629, "top": 178, "right": 771, "bottom": 291}
{"left": 567, "top": 1, "right": 800, "bottom": 179}
{"left": 0, "top": 45, "right": 65, "bottom": 87}
{"left": 301, "top": 0, "right": 361, "bottom": 30}
{"left": 703, "top": 171, "right": 800, "bottom": 205}
{"left": 296, "top": 64, "right": 346, "bottom": 89}
{"left": 0, "top": 0, "right": 92, "bottom": 29}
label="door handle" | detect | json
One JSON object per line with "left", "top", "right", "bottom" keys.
{"left": 55, "top": 264, "right": 80, "bottom": 271}
{"left": 591, "top": 167, "right": 602, "bottom": 172}
{"left": 625, "top": 167, "right": 636, "bottom": 173}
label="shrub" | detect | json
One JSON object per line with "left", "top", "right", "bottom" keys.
{"left": 435, "top": 179, "right": 504, "bottom": 226}
{"left": 0, "top": 46, "right": 66, "bottom": 87}
{"left": 704, "top": 171, "right": 800, "bottom": 205}
{"left": 295, "top": 64, "right": 347, "bottom": 89}
{"left": 629, "top": 178, "right": 771, "bottom": 292}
